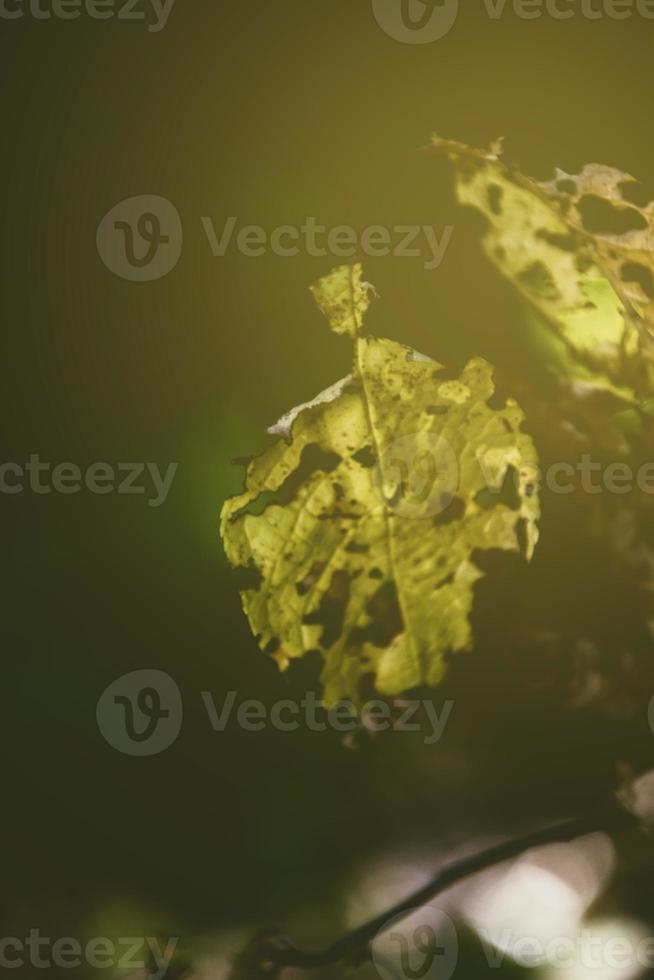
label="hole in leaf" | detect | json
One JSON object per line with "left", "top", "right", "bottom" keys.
{"left": 474, "top": 466, "right": 521, "bottom": 511}
{"left": 488, "top": 183, "right": 503, "bottom": 215}
{"left": 232, "top": 564, "right": 264, "bottom": 593}
{"left": 357, "top": 673, "right": 377, "bottom": 702}
{"left": 577, "top": 194, "right": 647, "bottom": 235}
{"left": 471, "top": 547, "right": 517, "bottom": 574}
{"left": 353, "top": 445, "right": 376, "bottom": 468}
{"left": 236, "top": 444, "right": 341, "bottom": 518}
{"left": 349, "top": 581, "right": 403, "bottom": 649}
{"left": 239, "top": 490, "right": 282, "bottom": 517}
{"left": 282, "top": 445, "right": 340, "bottom": 496}
{"left": 621, "top": 261, "right": 654, "bottom": 299}
{"left": 517, "top": 261, "right": 560, "bottom": 300}
{"left": 302, "top": 568, "right": 350, "bottom": 649}
{"left": 433, "top": 496, "right": 465, "bottom": 526}
{"left": 556, "top": 178, "right": 577, "bottom": 195}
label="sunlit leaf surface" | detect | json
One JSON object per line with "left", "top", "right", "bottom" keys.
{"left": 221, "top": 265, "right": 540, "bottom": 705}
{"left": 433, "top": 136, "right": 654, "bottom": 400}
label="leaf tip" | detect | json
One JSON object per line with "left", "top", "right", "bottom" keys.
{"left": 310, "top": 262, "right": 375, "bottom": 338}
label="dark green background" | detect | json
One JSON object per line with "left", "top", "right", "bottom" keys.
{"left": 3, "top": 0, "right": 654, "bottom": 970}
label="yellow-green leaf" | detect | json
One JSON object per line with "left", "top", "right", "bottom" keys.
{"left": 221, "top": 264, "right": 540, "bottom": 706}
{"left": 432, "top": 136, "right": 654, "bottom": 399}
{"left": 309, "top": 262, "right": 374, "bottom": 337}
{"left": 539, "top": 163, "right": 654, "bottom": 336}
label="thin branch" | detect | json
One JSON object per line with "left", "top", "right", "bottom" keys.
{"left": 231, "top": 806, "right": 641, "bottom": 977}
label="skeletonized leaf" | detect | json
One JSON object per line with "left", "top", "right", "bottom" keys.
{"left": 539, "top": 163, "right": 654, "bottom": 335}
{"left": 221, "top": 264, "right": 540, "bottom": 706}
{"left": 432, "top": 136, "right": 654, "bottom": 398}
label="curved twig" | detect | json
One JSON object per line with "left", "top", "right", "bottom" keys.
{"left": 231, "top": 806, "right": 641, "bottom": 977}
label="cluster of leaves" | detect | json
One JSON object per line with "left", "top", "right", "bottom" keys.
{"left": 222, "top": 137, "right": 654, "bottom": 716}
{"left": 431, "top": 137, "right": 654, "bottom": 717}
